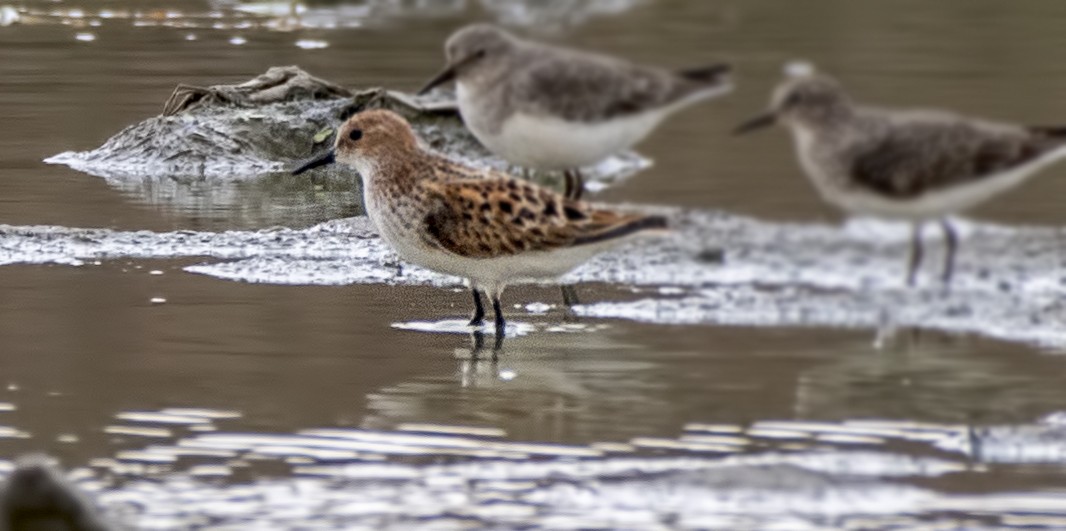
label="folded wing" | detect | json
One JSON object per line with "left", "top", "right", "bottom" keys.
{"left": 420, "top": 177, "right": 665, "bottom": 259}
{"left": 514, "top": 49, "right": 722, "bottom": 123}
{"left": 848, "top": 118, "right": 1066, "bottom": 198}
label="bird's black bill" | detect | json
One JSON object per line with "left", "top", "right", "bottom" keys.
{"left": 733, "top": 112, "right": 777, "bottom": 135}
{"left": 291, "top": 150, "right": 336, "bottom": 175}
{"left": 417, "top": 64, "right": 458, "bottom": 96}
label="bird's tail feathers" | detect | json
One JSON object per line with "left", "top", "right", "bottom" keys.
{"left": 1030, "top": 125, "right": 1066, "bottom": 138}
{"left": 573, "top": 213, "right": 670, "bottom": 247}
{"left": 678, "top": 63, "right": 732, "bottom": 85}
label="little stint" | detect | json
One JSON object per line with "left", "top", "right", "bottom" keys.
{"left": 419, "top": 23, "right": 732, "bottom": 200}
{"left": 735, "top": 63, "right": 1066, "bottom": 285}
{"left": 293, "top": 110, "right": 668, "bottom": 342}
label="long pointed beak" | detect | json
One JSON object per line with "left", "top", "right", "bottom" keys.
{"left": 417, "top": 63, "right": 458, "bottom": 96}
{"left": 733, "top": 112, "right": 777, "bottom": 135}
{"left": 291, "top": 149, "right": 335, "bottom": 175}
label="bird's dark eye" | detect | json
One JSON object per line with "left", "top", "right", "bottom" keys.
{"left": 474, "top": 49, "right": 487, "bottom": 59}
{"left": 348, "top": 129, "right": 363, "bottom": 141}
{"left": 784, "top": 92, "right": 802, "bottom": 107}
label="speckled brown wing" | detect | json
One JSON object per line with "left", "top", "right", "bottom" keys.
{"left": 422, "top": 154, "right": 490, "bottom": 182}
{"left": 848, "top": 120, "right": 1066, "bottom": 199}
{"left": 419, "top": 177, "right": 666, "bottom": 259}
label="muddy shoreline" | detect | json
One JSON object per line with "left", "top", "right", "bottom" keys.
{"left": 3, "top": 208, "right": 1064, "bottom": 349}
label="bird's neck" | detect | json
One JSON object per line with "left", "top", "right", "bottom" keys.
{"left": 459, "top": 53, "right": 515, "bottom": 94}
{"left": 792, "top": 104, "right": 856, "bottom": 140}
{"left": 359, "top": 148, "right": 429, "bottom": 198}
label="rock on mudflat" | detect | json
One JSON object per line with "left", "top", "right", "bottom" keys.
{"left": 0, "top": 454, "right": 112, "bottom": 531}
{"left": 44, "top": 66, "right": 649, "bottom": 187}
{"left": 46, "top": 67, "right": 355, "bottom": 180}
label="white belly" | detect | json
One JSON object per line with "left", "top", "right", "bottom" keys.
{"left": 458, "top": 82, "right": 724, "bottom": 170}
{"left": 378, "top": 233, "right": 611, "bottom": 293}
{"left": 490, "top": 111, "right": 667, "bottom": 169}
{"left": 363, "top": 192, "right": 442, "bottom": 273}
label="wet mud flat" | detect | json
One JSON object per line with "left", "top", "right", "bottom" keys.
{"left": 3, "top": 209, "right": 1065, "bottom": 350}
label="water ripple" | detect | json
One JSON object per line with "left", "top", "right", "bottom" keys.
{"left": 7, "top": 412, "right": 1066, "bottom": 528}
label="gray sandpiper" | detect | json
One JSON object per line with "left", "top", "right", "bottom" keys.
{"left": 735, "top": 62, "right": 1066, "bottom": 286}
{"left": 419, "top": 23, "right": 733, "bottom": 200}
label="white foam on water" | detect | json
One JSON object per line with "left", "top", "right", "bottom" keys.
{"left": 524, "top": 302, "right": 553, "bottom": 314}
{"left": 0, "top": 6, "right": 20, "bottom": 26}
{"left": 392, "top": 319, "right": 536, "bottom": 339}
{"left": 294, "top": 39, "right": 328, "bottom": 49}
{"left": 116, "top": 411, "right": 214, "bottom": 425}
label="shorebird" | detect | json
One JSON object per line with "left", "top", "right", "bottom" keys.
{"left": 418, "top": 23, "right": 732, "bottom": 200}
{"left": 735, "top": 63, "right": 1066, "bottom": 286}
{"left": 293, "top": 110, "right": 668, "bottom": 343}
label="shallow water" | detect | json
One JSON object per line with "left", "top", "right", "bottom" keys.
{"left": 4, "top": 0, "right": 1066, "bottom": 528}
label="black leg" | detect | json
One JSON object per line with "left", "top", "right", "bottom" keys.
{"left": 560, "top": 284, "right": 580, "bottom": 322}
{"left": 469, "top": 330, "right": 500, "bottom": 364}
{"left": 564, "top": 169, "right": 585, "bottom": 201}
{"left": 906, "top": 222, "right": 924, "bottom": 287}
{"left": 469, "top": 288, "right": 485, "bottom": 326}
{"left": 940, "top": 219, "right": 958, "bottom": 285}
{"left": 470, "top": 330, "right": 485, "bottom": 355}
{"left": 561, "top": 285, "right": 580, "bottom": 307}
{"left": 492, "top": 295, "right": 506, "bottom": 342}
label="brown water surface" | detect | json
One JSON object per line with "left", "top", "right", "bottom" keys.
{"left": 2, "top": 1, "right": 1066, "bottom": 528}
